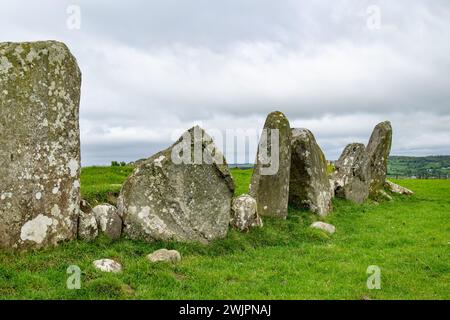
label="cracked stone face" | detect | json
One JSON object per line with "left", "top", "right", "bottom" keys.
{"left": 366, "top": 121, "right": 393, "bottom": 197}
{"left": 250, "top": 111, "right": 291, "bottom": 218}
{"left": 118, "top": 126, "right": 235, "bottom": 244}
{"left": 0, "top": 41, "right": 81, "bottom": 250}
{"left": 289, "top": 128, "right": 333, "bottom": 216}
{"left": 332, "top": 143, "right": 370, "bottom": 204}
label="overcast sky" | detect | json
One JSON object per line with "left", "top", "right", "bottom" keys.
{"left": 1, "top": 0, "right": 449, "bottom": 165}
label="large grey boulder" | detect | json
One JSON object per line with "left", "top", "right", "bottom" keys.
{"left": 78, "top": 199, "right": 98, "bottom": 241}
{"left": 366, "top": 121, "right": 392, "bottom": 197}
{"left": 118, "top": 126, "right": 235, "bottom": 244}
{"left": 0, "top": 41, "right": 81, "bottom": 250}
{"left": 230, "top": 194, "right": 262, "bottom": 232}
{"left": 92, "top": 204, "right": 122, "bottom": 241}
{"left": 250, "top": 111, "right": 291, "bottom": 218}
{"left": 289, "top": 129, "right": 333, "bottom": 216}
{"left": 332, "top": 143, "right": 370, "bottom": 204}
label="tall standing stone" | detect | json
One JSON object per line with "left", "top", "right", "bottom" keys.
{"left": 332, "top": 143, "right": 370, "bottom": 204}
{"left": 249, "top": 111, "right": 291, "bottom": 218}
{"left": 366, "top": 121, "right": 393, "bottom": 197}
{"left": 289, "top": 128, "right": 332, "bottom": 216}
{"left": 118, "top": 126, "right": 235, "bottom": 244}
{"left": 0, "top": 41, "right": 81, "bottom": 250}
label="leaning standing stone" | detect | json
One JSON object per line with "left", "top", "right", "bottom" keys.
{"left": 230, "top": 194, "right": 262, "bottom": 232}
{"left": 0, "top": 41, "right": 81, "bottom": 250}
{"left": 118, "top": 126, "right": 235, "bottom": 244}
{"left": 250, "top": 111, "right": 291, "bottom": 218}
{"left": 289, "top": 129, "right": 333, "bottom": 216}
{"left": 366, "top": 121, "right": 393, "bottom": 197}
{"left": 332, "top": 143, "right": 370, "bottom": 204}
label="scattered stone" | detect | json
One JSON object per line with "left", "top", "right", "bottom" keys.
{"left": 250, "top": 111, "right": 291, "bottom": 218}
{"left": 118, "top": 126, "right": 235, "bottom": 244}
{"left": 376, "top": 190, "right": 394, "bottom": 201}
{"left": 310, "top": 221, "right": 336, "bottom": 234}
{"left": 230, "top": 194, "right": 262, "bottom": 232}
{"left": 384, "top": 181, "right": 414, "bottom": 195}
{"left": 78, "top": 199, "right": 98, "bottom": 241}
{"left": 93, "top": 259, "right": 122, "bottom": 273}
{"left": 147, "top": 249, "right": 181, "bottom": 263}
{"left": 92, "top": 204, "right": 122, "bottom": 240}
{"left": 0, "top": 41, "right": 82, "bottom": 250}
{"left": 366, "top": 121, "right": 393, "bottom": 197}
{"left": 289, "top": 128, "right": 333, "bottom": 216}
{"left": 332, "top": 143, "right": 370, "bottom": 204}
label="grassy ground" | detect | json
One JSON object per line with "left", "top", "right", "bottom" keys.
{"left": 0, "top": 167, "right": 448, "bottom": 300}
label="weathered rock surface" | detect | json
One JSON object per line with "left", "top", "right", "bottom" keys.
{"left": 147, "top": 249, "right": 181, "bottom": 263}
{"left": 118, "top": 126, "right": 235, "bottom": 244}
{"left": 384, "top": 181, "right": 414, "bottom": 195}
{"left": 310, "top": 222, "right": 336, "bottom": 234}
{"left": 0, "top": 41, "right": 82, "bottom": 250}
{"left": 250, "top": 111, "right": 291, "bottom": 218}
{"left": 78, "top": 199, "right": 98, "bottom": 241}
{"left": 332, "top": 143, "right": 370, "bottom": 204}
{"left": 93, "top": 259, "right": 122, "bottom": 273}
{"left": 366, "top": 121, "right": 393, "bottom": 197}
{"left": 289, "top": 129, "right": 333, "bottom": 216}
{"left": 92, "top": 204, "right": 122, "bottom": 240}
{"left": 230, "top": 194, "right": 262, "bottom": 232}
{"left": 377, "top": 190, "right": 393, "bottom": 201}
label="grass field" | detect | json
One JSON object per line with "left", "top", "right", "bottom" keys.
{"left": 0, "top": 167, "right": 449, "bottom": 300}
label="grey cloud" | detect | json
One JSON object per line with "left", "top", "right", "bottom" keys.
{"left": 1, "top": 0, "right": 449, "bottom": 165}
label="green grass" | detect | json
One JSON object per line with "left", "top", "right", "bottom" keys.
{"left": 0, "top": 167, "right": 449, "bottom": 300}
{"left": 80, "top": 166, "right": 134, "bottom": 206}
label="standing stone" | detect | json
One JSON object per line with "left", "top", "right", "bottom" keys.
{"left": 230, "top": 194, "right": 262, "bottom": 232}
{"left": 366, "top": 121, "right": 393, "bottom": 197}
{"left": 250, "top": 111, "right": 291, "bottom": 218}
{"left": 0, "top": 41, "right": 81, "bottom": 250}
{"left": 92, "top": 204, "right": 122, "bottom": 241}
{"left": 332, "top": 143, "right": 370, "bottom": 204}
{"left": 118, "top": 126, "right": 235, "bottom": 244}
{"left": 289, "top": 129, "right": 333, "bottom": 216}
{"left": 78, "top": 199, "right": 98, "bottom": 241}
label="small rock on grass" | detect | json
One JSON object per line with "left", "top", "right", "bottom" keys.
{"left": 310, "top": 222, "right": 336, "bottom": 235}
{"left": 147, "top": 249, "right": 181, "bottom": 263}
{"left": 93, "top": 259, "right": 122, "bottom": 273}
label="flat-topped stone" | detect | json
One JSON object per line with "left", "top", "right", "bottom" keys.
{"left": 0, "top": 41, "right": 82, "bottom": 250}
